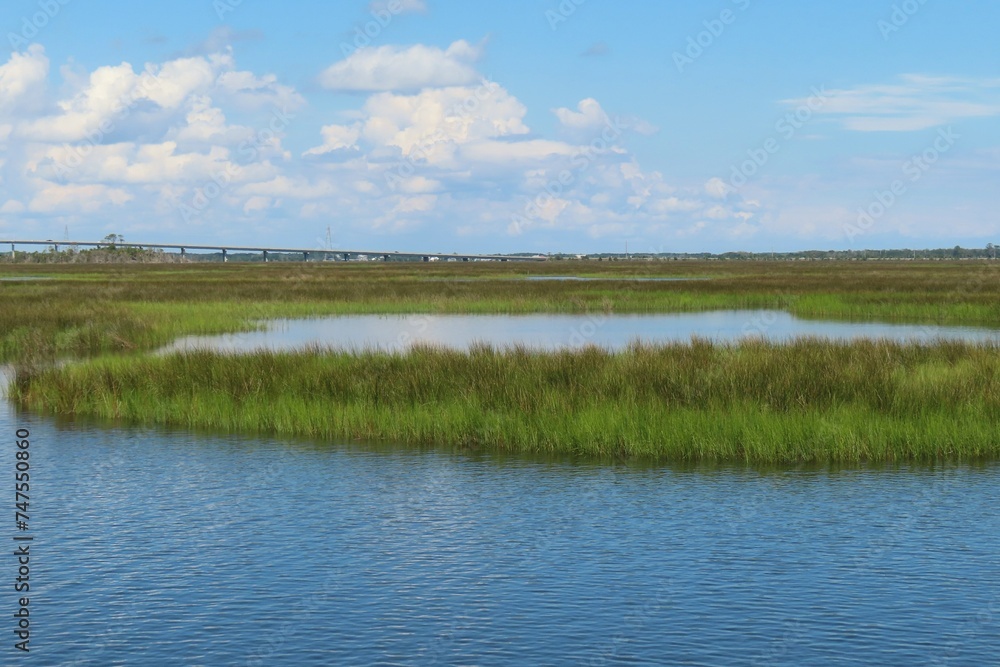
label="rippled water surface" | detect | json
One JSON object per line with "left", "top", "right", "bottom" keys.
{"left": 2, "top": 385, "right": 998, "bottom": 665}
{"left": 162, "top": 310, "right": 1000, "bottom": 353}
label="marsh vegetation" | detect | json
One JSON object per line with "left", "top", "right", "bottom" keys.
{"left": 3, "top": 260, "right": 999, "bottom": 362}
{"left": 14, "top": 339, "right": 1000, "bottom": 463}
{"left": 4, "top": 260, "right": 1000, "bottom": 461}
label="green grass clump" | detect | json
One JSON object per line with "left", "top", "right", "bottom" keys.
{"left": 13, "top": 339, "right": 1000, "bottom": 463}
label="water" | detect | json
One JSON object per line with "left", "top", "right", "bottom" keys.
{"left": 1, "top": 391, "right": 998, "bottom": 665}
{"left": 522, "top": 276, "right": 702, "bottom": 282}
{"left": 162, "top": 311, "right": 1000, "bottom": 354}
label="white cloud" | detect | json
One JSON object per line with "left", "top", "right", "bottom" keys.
{"left": 310, "top": 83, "right": 531, "bottom": 162}
{"left": 0, "top": 45, "right": 48, "bottom": 115}
{"left": 786, "top": 74, "right": 1000, "bottom": 132}
{"left": 0, "top": 40, "right": 765, "bottom": 251}
{"left": 704, "top": 177, "right": 729, "bottom": 199}
{"left": 395, "top": 176, "right": 441, "bottom": 193}
{"left": 243, "top": 196, "right": 273, "bottom": 213}
{"left": 318, "top": 40, "right": 482, "bottom": 92}
{"left": 28, "top": 183, "right": 133, "bottom": 213}
{"left": 554, "top": 98, "right": 610, "bottom": 131}
{"left": 215, "top": 67, "right": 305, "bottom": 111}
{"left": 304, "top": 124, "right": 362, "bottom": 156}
{"left": 460, "top": 139, "right": 578, "bottom": 164}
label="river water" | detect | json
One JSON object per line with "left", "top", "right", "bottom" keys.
{"left": 5, "top": 310, "right": 1000, "bottom": 664}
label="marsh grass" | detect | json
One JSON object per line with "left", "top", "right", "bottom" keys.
{"left": 5, "top": 260, "right": 1000, "bottom": 462}
{"left": 3, "top": 260, "right": 1000, "bottom": 363}
{"left": 14, "top": 339, "right": 1000, "bottom": 463}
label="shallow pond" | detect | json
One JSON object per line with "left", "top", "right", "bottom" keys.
{"left": 162, "top": 310, "right": 1000, "bottom": 353}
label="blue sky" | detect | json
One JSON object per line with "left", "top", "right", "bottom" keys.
{"left": 1, "top": 0, "right": 998, "bottom": 253}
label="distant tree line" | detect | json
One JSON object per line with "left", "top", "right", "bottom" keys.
{"left": 556, "top": 245, "right": 1000, "bottom": 261}
{"left": 2, "top": 235, "right": 185, "bottom": 264}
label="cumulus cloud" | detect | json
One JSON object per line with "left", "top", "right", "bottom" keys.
{"left": 0, "top": 45, "right": 301, "bottom": 227}
{"left": 0, "top": 44, "right": 48, "bottom": 115}
{"left": 16, "top": 50, "right": 303, "bottom": 146}
{"left": 361, "top": 84, "right": 528, "bottom": 153}
{"left": 214, "top": 66, "right": 305, "bottom": 111}
{"left": 304, "top": 124, "right": 362, "bottom": 156}
{"left": 28, "top": 182, "right": 133, "bottom": 214}
{"left": 0, "top": 40, "right": 759, "bottom": 250}
{"left": 318, "top": 40, "right": 482, "bottom": 92}
{"left": 554, "top": 98, "right": 610, "bottom": 132}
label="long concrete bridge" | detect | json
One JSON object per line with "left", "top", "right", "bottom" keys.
{"left": 1, "top": 239, "right": 547, "bottom": 263}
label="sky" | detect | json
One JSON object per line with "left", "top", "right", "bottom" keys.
{"left": 1, "top": 0, "right": 998, "bottom": 254}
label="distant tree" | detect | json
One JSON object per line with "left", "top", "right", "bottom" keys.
{"left": 102, "top": 233, "right": 124, "bottom": 248}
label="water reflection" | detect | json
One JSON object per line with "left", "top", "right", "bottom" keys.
{"left": 162, "top": 310, "right": 1000, "bottom": 354}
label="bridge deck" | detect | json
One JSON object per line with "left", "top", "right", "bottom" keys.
{"left": 2, "top": 240, "right": 546, "bottom": 262}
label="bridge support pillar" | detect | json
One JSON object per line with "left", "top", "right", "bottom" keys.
{"left": 263, "top": 250, "right": 269, "bottom": 263}
{"left": 222, "top": 248, "right": 228, "bottom": 263}
{"left": 180, "top": 247, "right": 186, "bottom": 259}
{"left": 303, "top": 251, "right": 309, "bottom": 262}
{"left": 10, "top": 244, "right": 14, "bottom": 261}
{"left": 343, "top": 253, "right": 349, "bottom": 262}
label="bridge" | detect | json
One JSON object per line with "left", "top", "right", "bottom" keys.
{"left": 1, "top": 239, "right": 547, "bottom": 263}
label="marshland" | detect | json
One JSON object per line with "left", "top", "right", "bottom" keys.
{"left": 4, "top": 259, "right": 1000, "bottom": 463}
